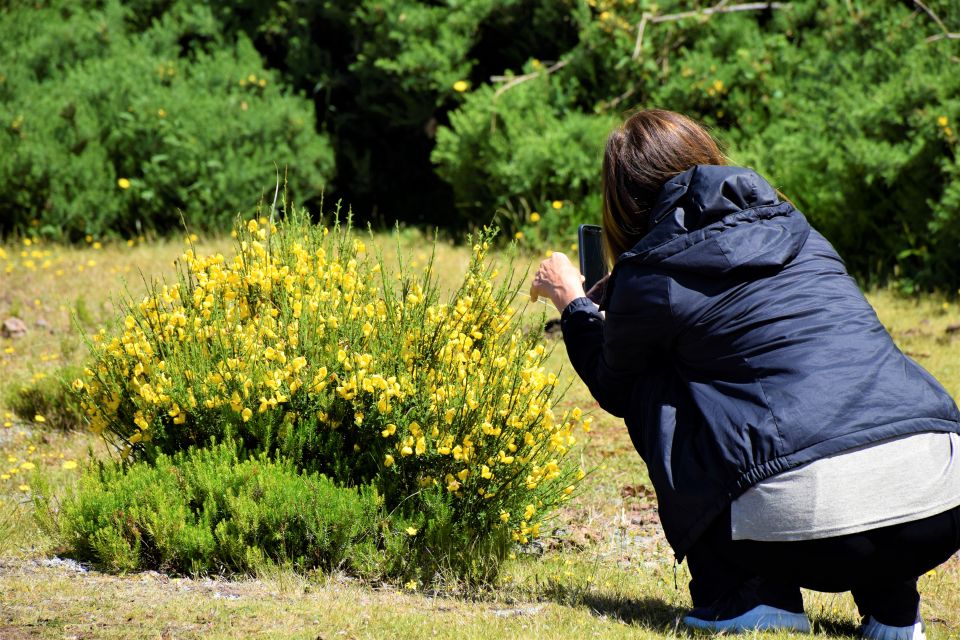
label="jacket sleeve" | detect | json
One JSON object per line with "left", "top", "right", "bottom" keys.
{"left": 560, "top": 277, "right": 675, "bottom": 418}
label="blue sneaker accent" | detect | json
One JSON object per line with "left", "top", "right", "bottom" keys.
{"left": 683, "top": 604, "right": 811, "bottom": 633}
{"left": 861, "top": 616, "right": 926, "bottom": 640}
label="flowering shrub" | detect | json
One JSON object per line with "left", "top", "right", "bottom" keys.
{"left": 73, "top": 208, "right": 588, "bottom": 581}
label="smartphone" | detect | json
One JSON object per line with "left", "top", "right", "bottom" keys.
{"left": 578, "top": 224, "right": 607, "bottom": 293}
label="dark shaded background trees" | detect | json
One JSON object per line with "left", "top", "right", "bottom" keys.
{"left": 2, "top": 0, "right": 958, "bottom": 289}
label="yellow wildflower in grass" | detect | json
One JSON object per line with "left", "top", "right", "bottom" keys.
{"left": 938, "top": 116, "right": 949, "bottom": 128}
{"left": 33, "top": 414, "right": 45, "bottom": 423}
{"left": 117, "top": 178, "right": 131, "bottom": 190}
{"left": 18, "top": 484, "right": 29, "bottom": 492}
{"left": 529, "top": 212, "right": 541, "bottom": 223}
{"left": 405, "top": 527, "right": 418, "bottom": 536}
{"left": 62, "top": 460, "right": 78, "bottom": 470}
{"left": 19, "top": 462, "right": 35, "bottom": 471}
{"left": 453, "top": 80, "right": 469, "bottom": 92}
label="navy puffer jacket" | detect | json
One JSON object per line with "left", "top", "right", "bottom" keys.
{"left": 561, "top": 165, "right": 960, "bottom": 557}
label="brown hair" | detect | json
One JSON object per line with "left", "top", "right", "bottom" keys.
{"left": 601, "top": 109, "right": 727, "bottom": 264}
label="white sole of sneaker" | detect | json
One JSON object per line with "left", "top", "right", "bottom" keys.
{"left": 683, "top": 604, "right": 812, "bottom": 633}
{"left": 861, "top": 616, "right": 926, "bottom": 640}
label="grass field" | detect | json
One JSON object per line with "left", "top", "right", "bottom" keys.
{"left": 1, "top": 232, "right": 958, "bottom": 639}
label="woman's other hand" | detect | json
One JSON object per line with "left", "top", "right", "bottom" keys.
{"left": 586, "top": 274, "right": 610, "bottom": 304}
{"left": 530, "top": 252, "right": 587, "bottom": 312}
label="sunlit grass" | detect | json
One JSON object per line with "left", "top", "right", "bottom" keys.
{"left": 1, "top": 232, "right": 958, "bottom": 639}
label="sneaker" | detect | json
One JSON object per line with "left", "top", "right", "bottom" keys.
{"left": 683, "top": 577, "right": 811, "bottom": 633}
{"left": 861, "top": 616, "right": 926, "bottom": 640}
{"left": 684, "top": 604, "right": 812, "bottom": 633}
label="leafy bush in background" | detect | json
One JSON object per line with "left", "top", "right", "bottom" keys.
{"left": 432, "top": 0, "right": 960, "bottom": 288}
{"left": 197, "top": 0, "right": 583, "bottom": 228}
{"left": 69, "top": 208, "right": 588, "bottom": 582}
{"left": 0, "top": 0, "right": 333, "bottom": 240}
{"left": 2, "top": 0, "right": 959, "bottom": 288}
{"left": 432, "top": 76, "right": 614, "bottom": 249}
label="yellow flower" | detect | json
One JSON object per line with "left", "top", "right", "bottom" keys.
{"left": 405, "top": 527, "right": 418, "bottom": 536}
{"left": 241, "top": 408, "right": 253, "bottom": 422}
{"left": 529, "top": 212, "right": 541, "bottom": 223}
{"left": 19, "top": 462, "right": 35, "bottom": 471}
{"left": 33, "top": 414, "right": 46, "bottom": 423}
{"left": 18, "top": 484, "right": 29, "bottom": 491}
{"left": 446, "top": 475, "right": 461, "bottom": 492}
{"left": 62, "top": 460, "right": 78, "bottom": 470}
{"left": 551, "top": 200, "right": 563, "bottom": 210}
{"left": 938, "top": 116, "right": 949, "bottom": 128}
{"left": 514, "top": 231, "right": 524, "bottom": 240}
{"left": 117, "top": 178, "right": 131, "bottom": 190}
{"left": 384, "top": 454, "right": 395, "bottom": 467}
{"left": 453, "top": 80, "right": 469, "bottom": 92}
{"left": 157, "top": 108, "right": 167, "bottom": 118}
{"left": 499, "top": 511, "right": 510, "bottom": 523}
{"left": 404, "top": 580, "right": 418, "bottom": 590}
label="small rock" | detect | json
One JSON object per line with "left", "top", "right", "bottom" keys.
{"left": 1, "top": 317, "right": 28, "bottom": 339}
{"left": 40, "top": 557, "right": 89, "bottom": 573}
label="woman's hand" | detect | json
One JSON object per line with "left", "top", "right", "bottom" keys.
{"left": 586, "top": 274, "right": 610, "bottom": 304}
{"left": 530, "top": 252, "right": 587, "bottom": 312}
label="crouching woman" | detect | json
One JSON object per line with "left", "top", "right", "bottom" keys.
{"left": 530, "top": 109, "right": 960, "bottom": 639}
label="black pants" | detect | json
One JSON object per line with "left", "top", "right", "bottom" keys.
{"left": 685, "top": 503, "right": 960, "bottom": 627}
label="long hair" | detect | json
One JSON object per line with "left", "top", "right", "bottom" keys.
{"left": 601, "top": 109, "right": 727, "bottom": 265}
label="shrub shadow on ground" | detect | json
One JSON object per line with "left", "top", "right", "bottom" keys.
{"left": 574, "top": 592, "right": 864, "bottom": 638}
{"left": 810, "top": 616, "right": 862, "bottom": 638}
{"left": 576, "top": 593, "right": 692, "bottom": 635}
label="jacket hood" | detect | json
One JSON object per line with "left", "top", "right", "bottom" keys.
{"left": 617, "top": 165, "right": 810, "bottom": 273}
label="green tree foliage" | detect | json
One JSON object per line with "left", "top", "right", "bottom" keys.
{"left": 431, "top": 0, "right": 960, "bottom": 288}
{"left": 194, "top": 0, "right": 583, "bottom": 227}
{"left": 0, "top": 0, "right": 333, "bottom": 239}
{"left": 2, "top": 0, "right": 958, "bottom": 287}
